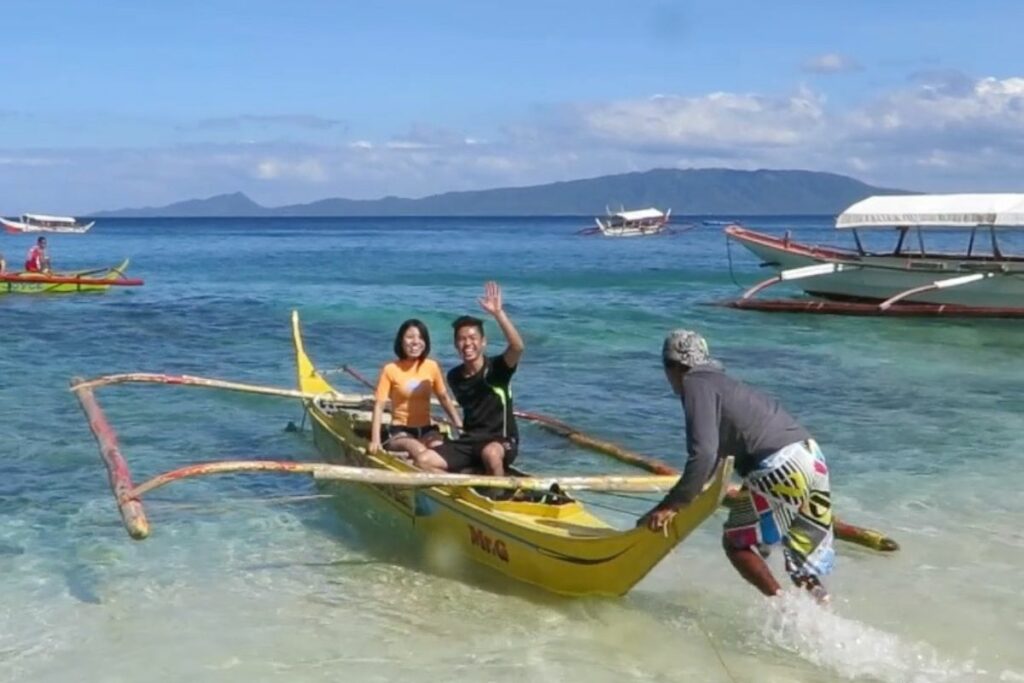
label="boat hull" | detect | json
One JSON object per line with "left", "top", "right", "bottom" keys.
{"left": 727, "top": 227, "right": 1024, "bottom": 309}
{"left": 293, "top": 312, "right": 731, "bottom": 597}
{"left": 597, "top": 225, "right": 669, "bottom": 237}
{"left": 1, "top": 217, "right": 94, "bottom": 234}
{"left": 0, "top": 259, "right": 140, "bottom": 294}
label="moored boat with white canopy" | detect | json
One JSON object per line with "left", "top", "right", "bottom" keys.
{"left": 723, "top": 193, "right": 1024, "bottom": 316}
{"left": 589, "top": 207, "right": 671, "bottom": 237}
{"left": 2, "top": 213, "right": 95, "bottom": 234}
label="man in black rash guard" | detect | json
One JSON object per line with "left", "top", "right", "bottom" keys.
{"left": 417, "top": 281, "right": 525, "bottom": 477}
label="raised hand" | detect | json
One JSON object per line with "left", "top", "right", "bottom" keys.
{"left": 478, "top": 281, "right": 504, "bottom": 316}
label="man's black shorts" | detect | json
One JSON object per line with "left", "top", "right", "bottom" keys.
{"left": 435, "top": 436, "right": 519, "bottom": 472}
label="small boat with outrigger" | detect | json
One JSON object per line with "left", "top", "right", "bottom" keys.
{"left": 69, "top": 312, "right": 897, "bottom": 597}
{"left": 580, "top": 207, "right": 675, "bottom": 237}
{"left": 723, "top": 193, "right": 1024, "bottom": 317}
{"left": 1, "top": 259, "right": 143, "bottom": 295}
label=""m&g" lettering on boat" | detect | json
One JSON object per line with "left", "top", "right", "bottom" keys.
{"left": 468, "top": 525, "right": 509, "bottom": 562}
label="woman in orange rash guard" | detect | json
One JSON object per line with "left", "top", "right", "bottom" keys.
{"left": 369, "top": 319, "right": 462, "bottom": 467}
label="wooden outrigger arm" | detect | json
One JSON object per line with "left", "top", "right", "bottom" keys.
{"left": 740, "top": 262, "right": 857, "bottom": 301}
{"left": 878, "top": 272, "right": 996, "bottom": 310}
{"left": 127, "top": 460, "right": 681, "bottom": 499}
{"left": 70, "top": 371, "right": 899, "bottom": 551}
{"left": 70, "top": 375, "right": 685, "bottom": 541}
{"left": 70, "top": 372, "right": 375, "bottom": 406}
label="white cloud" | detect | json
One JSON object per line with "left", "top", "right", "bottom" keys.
{"left": 384, "top": 140, "right": 434, "bottom": 150}
{"left": 850, "top": 76, "right": 1024, "bottom": 136}
{"left": 579, "top": 89, "right": 826, "bottom": 151}
{"left": 802, "top": 53, "right": 861, "bottom": 74}
{"left": 254, "top": 157, "right": 327, "bottom": 182}
{"left": 191, "top": 114, "right": 346, "bottom": 131}
{"left": 7, "top": 72, "right": 1024, "bottom": 212}
{"left": 0, "top": 156, "right": 69, "bottom": 166}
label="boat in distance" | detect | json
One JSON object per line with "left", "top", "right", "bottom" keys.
{"left": 2, "top": 213, "right": 95, "bottom": 234}
{"left": 583, "top": 207, "right": 672, "bottom": 237}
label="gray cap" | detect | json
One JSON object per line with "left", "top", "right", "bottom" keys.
{"left": 662, "top": 329, "right": 714, "bottom": 368}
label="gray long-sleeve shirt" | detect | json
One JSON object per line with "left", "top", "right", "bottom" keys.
{"left": 661, "top": 367, "right": 811, "bottom": 508}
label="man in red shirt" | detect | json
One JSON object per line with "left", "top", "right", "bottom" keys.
{"left": 25, "top": 237, "right": 50, "bottom": 272}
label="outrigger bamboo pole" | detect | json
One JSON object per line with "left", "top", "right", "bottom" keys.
{"left": 70, "top": 373, "right": 374, "bottom": 405}
{"left": 126, "top": 460, "right": 682, "bottom": 499}
{"left": 341, "top": 365, "right": 677, "bottom": 471}
{"left": 339, "top": 365, "right": 898, "bottom": 551}
{"left": 73, "top": 369, "right": 899, "bottom": 551}
{"left": 71, "top": 377, "right": 150, "bottom": 540}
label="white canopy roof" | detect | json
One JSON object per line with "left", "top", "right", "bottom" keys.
{"left": 611, "top": 208, "right": 666, "bottom": 221}
{"left": 836, "top": 194, "right": 1024, "bottom": 229}
{"left": 23, "top": 213, "right": 77, "bottom": 224}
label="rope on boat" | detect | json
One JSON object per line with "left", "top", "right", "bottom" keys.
{"left": 698, "top": 620, "right": 740, "bottom": 683}
{"left": 725, "top": 232, "right": 746, "bottom": 291}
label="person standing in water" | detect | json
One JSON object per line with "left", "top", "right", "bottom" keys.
{"left": 640, "top": 329, "right": 835, "bottom": 602}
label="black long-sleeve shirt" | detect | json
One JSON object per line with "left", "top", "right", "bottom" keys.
{"left": 661, "top": 367, "right": 811, "bottom": 508}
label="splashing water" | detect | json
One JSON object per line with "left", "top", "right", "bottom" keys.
{"left": 755, "top": 592, "right": 981, "bottom": 682}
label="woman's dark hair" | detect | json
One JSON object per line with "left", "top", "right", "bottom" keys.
{"left": 394, "top": 319, "right": 431, "bottom": 361}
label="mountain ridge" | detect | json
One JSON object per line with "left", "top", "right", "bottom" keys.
{"left": 90, "top": 168, "right": 910, "bottom": 217}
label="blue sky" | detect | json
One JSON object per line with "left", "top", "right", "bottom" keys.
{"left": 2, "top": 0, "right": 1024, "bottom": 213}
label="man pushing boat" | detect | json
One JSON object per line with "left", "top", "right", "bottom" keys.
{"left": 417, "top": 281, "right": 525, "bottom": 478}
{"left": 639, "top": 330, "right": 835, "bottom": 602}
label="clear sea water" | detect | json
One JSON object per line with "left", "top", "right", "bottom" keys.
{"left": 1, "top": 217, "right": 1021, "bottom": 682}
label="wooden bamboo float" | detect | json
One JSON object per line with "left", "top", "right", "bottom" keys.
{"left": 70, "top": 372, "right": 374, "bottom": 406}
{"left": 512, "top": 409, "right": 679, "bottom": 475}
{"left": 338, "top": 365, "right": 899, "bottom": 552}
{"left": 70, "top": 377, "right": 150, "bottom": 539}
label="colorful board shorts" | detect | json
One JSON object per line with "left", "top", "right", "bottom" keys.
{"left": 723, "top": 440, "right": 835, "bottom": 582}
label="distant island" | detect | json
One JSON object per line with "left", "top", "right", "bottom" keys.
{"left": 90, "top": 168, "right": 908, "bottom": 218}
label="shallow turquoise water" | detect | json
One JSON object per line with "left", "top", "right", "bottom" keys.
{"left": 1, "top": 217, "right": 1021, "bottom": 682}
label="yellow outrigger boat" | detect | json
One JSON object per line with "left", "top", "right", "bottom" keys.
{"left": 69, "top": 312, "right": 898, "bottom": 598}
{"left": 1, "top": 258, "right": 142, "bottom": 294}
{"left": 70, "top": 312, "right": 732, "bottom": 598}
{"left": 291, "top": 312, "right": 733, "bottom": 597}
